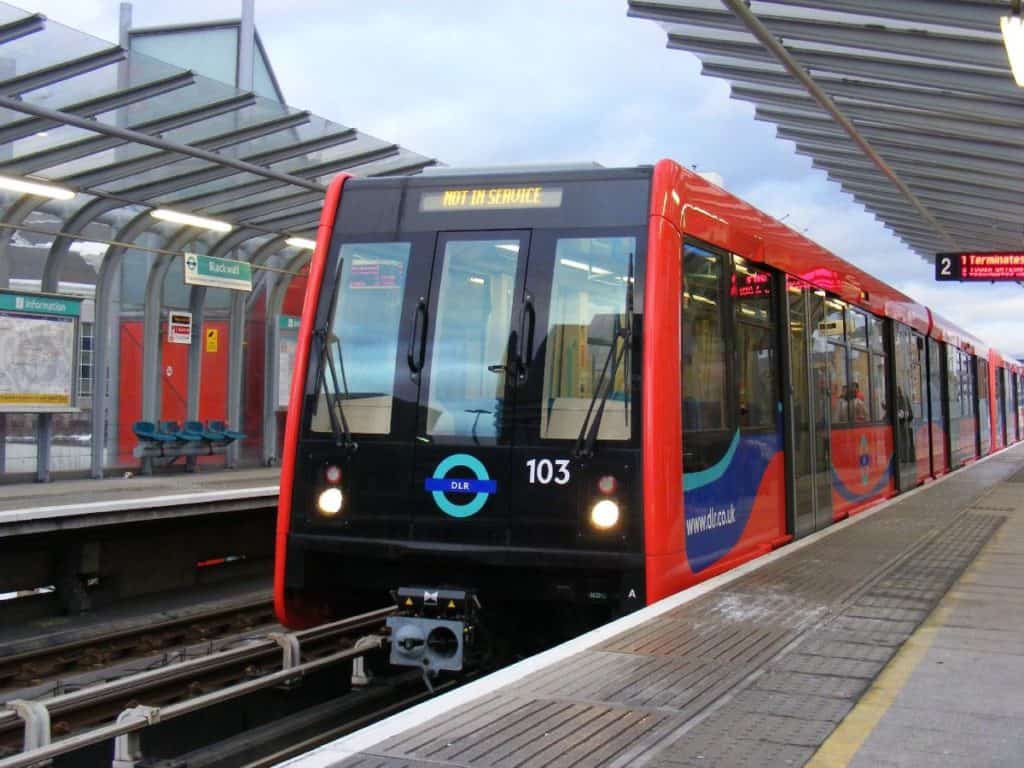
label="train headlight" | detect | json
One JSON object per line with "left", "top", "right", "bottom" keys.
{"left": 590, "top": 499, "right": 620, "bottom": 530}
{"left": 316, "top": 487, "right": 343, "bottom": 516}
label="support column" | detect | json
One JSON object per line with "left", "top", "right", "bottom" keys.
{"left": 140, "top": 227, "right": 199, "bottom": 473}
{"left": 238, "top": 0, "right": 256, "bottom": 92}
{"left": 264, "top": 251, "right": 310, "bottom": 466}
{"left": 0, "top": 196, "right": 48, "bottom": 476}
{"left": 90, "top": 210, "right": 154, "bottom": 478}
{"left": 185, "top": 285, "right": 207, "bottom": 422}
{"left": 38, "top": 198, "right": 124, "bottom": 481}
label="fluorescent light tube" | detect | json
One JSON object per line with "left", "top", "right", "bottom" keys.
{"left": 150, "top": 208, "right": 232, "bottom": 232}
{"left": 286, "top": 237, "right": 317, "bottom": 250}
{"left": 1003, "top": 14, "right": 1024, "bottom": 87}
{"left": 0, "top": 173, "right": 74, "bottom": 200}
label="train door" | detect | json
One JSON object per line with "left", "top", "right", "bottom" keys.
{"left": 1011, "top": 374, "right": 1019, "bottom": 444}
{"left": 976, "top": 358, "right": 989, "bottom": 455}
{"left": 998, "top": 369, "right": 1008, "bottom": 448}
{"left": 786, "top": 282, "right": 832, "bottom": 536}
{"left": 407, "top": 230, "right": 531, "bottom": 533}
{"left": 893, "top": 325, "right": 926, "bottom": 490}
{"left": 926, "top": 337, "right": 949, "bottom": 475}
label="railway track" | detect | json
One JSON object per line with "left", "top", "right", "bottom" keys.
{"left": 0, "top": 605, "right": 396, "bottom": 766}
{"left": 0, "top": 596, "right": 276, "bottom": 694}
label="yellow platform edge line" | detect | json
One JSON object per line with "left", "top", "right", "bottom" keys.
{"left": 805, "top": 543, "right": 995, "bottom": 767}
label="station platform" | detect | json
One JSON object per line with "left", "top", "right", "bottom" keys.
{"left": 0, "top": 467, "right": 279, "bottom": 537}
{"left": 282, "top": 444, "right": 1024, "bottom": 768}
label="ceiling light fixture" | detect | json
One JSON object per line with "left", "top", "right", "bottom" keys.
{"left": 150, "top": 208, "right": 232, "bottom": 232}
{"left": 285, "top": 237, "right": 317, "bottom": 250}
{"left": 0, "top": 173, "right": 75, "bottom": 200}
{"left": 1002, "top": 0, "right": 1024, "bottom": 87}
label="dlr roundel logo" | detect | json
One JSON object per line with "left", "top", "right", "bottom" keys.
{"left": 423, "top": 453, "right": 497, "bottom": 518}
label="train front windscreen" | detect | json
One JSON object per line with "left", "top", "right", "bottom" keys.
{"left": 289, "top": 171, "right": 652, "bottom": 608}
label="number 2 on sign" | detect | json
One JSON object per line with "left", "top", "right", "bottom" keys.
{"left": 526, "top": 458, "right": 570, "bottom": 485}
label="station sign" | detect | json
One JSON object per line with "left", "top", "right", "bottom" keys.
{"left": 167, "top": 310, "right": 192, "bottom": 344}
{"left": 935, "top": 251, "right": 1024, "bottom": 282}
{"left": 183, "top": 252, "right": 252, "bottom": 292}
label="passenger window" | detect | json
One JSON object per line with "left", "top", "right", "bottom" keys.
{"left": 848, "top": 348, "right": 870, "bottom": 422}
{"left": 828, "top": 342, "right": 849, "bottom": 424}
{"left": 540, "top": 236, "right": 635, "bottom": 440}
{"left": 871, "top": 351, "right": 887, "bottom": 420}
{"left": 733, "top": 257, "right": 776, "bottom": 429}
{"left": 426, "top": 238, "right": 521, "bottom": 441}
{"left": 313, "top": 242, "right": 411, "bottom": 435}
{"left": 682, "top": 244, "right": 727, "bottom": 434}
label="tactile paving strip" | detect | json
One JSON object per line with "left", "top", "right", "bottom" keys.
{"left": 333, "top": 451, "right": 1021, "bottom": 768}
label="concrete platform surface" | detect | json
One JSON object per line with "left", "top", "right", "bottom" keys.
{"left": 0, "top": 466, "right": 279, "bottom": 535}
{"left": 810, "top": 462, "right": 1024, "bottom": 768}
{"left": 279, "top": 444, "right": 1024, "bottom": 768}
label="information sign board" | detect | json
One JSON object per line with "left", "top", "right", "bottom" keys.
{"left": 0, "top": 290, "right": 80, "bottom": 412}
{"left": 183, "top": 252, "right": 252, "bottom": 291}
{"left": 935, "top": 251, "right": 1024, "bottom": 282}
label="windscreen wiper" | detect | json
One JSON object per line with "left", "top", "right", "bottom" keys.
{"left": 572, "top": 254, "right": 634, "bottom": 459}
{"left": 314, "top": 325, "right": 358, "bottom": 454}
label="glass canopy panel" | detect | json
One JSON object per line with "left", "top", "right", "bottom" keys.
{"left": 253, "top": 45, "right": 281, "bottom": 102}
{"left": 0, "top": 16, "right": 112, "bottom": 88}
{"left": 130, "top": 27, "right": 238, "bottom": 86}
{"left": 149, "top": 171, "right": 268, "bottom": 206}
{"left": 95, "top": 156, "right": 227, "bottom": 194}
{"left": 16, "top": 54, "right": 186, "bottom": 114}
{"left": 0, "top": 4, "right": 31, "bottom": 24}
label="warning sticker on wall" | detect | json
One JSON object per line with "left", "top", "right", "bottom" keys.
{"left": 206, "top": 328, "right": 218, "bottom": 353}
{"left": 168, "top": 311, "right": 192, "bottom": 344}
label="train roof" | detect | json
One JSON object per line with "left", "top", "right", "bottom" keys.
{"left": 662, "top": 160, "right": 1012, "bottom": 363}
{"left": 341, "top": 161, "right": 1015, "bottom": 365}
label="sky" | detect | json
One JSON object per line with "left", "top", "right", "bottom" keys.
{"left": 21, "top": 0, "right": 1024, "bottom": 355}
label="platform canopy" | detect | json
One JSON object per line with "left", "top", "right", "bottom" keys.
{"left": 0, "top": 2, "right": 437, "bottom": 482}
{"left": 628, "top": 0, "right": 1024, "bottom": 262}
{"left": 0, "top": 3, "right": 434, "bottom": 278}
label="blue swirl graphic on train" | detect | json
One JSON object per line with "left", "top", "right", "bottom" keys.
{"left": 683, "top": 430, "right": 782, "bottom": 573}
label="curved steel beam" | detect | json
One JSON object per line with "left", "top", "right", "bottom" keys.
{"left": 89, "top": 209, "right": 157, "bottom": 478}
{"left": 0, "top": 195, "right": 48, "bottom": 289}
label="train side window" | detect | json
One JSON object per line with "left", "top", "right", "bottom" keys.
{"left": 847, "top": 308, "right": 867, "bottom": 348}
{"left": 682, "top": 244, "right": 727, "bottom": 433}
{"left": 868, "top": 314, "right": 885, "bottom": 353}
{"left": 312, "top": 241, "right": 411, "bottom": 435}
{"left": 733, "top": 257, "right": 776, "bottom": 429}
{"left": 867, "top": 315, "right": 887, "bottom": 420}
{"left": 540, "top": 236, "right": 635, "bottom": 440}
{"left": 823, "top": 299, "right": 848, "bottom": 424}
{"left": 682, "top": 242, "right": 731, "bottom": 472}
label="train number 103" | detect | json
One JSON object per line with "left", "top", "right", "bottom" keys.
{"left": 525, "top": 458, "right": 571, "bottom": 485}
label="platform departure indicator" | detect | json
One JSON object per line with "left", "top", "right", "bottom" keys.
{"left": 935, "top": 252, "right": 1024, "bottom": 282}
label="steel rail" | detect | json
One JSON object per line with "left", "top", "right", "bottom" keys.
{"left": 0, "top": 597, "right": 274, "bottom": 688}
{"left": 0, "top": 606, "right": 394, "bottom": 735}
{"left": 0, "top": 640, "right": 382, "bottom": 768}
